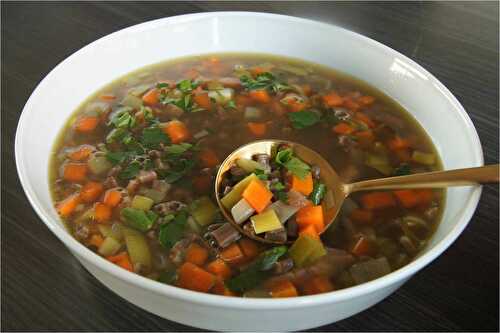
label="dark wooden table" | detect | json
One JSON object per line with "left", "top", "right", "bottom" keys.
{"left": 2, "top": 2, "right": 498, "bottom": 331}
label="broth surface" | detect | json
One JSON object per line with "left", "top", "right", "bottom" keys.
{"left": 50, "top": 53, "right": 443, "bottom": 297}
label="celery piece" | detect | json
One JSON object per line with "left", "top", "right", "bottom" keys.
{"left": 190, "top": 196, "right": 217, "bottom": 226}
{"left": 231, "top": 198, "right": 255, "bottom": 224}
{"left": 208, "top": 88, "right": 234, "bottom": 105}
{"left": 121, "top": 94, "right": 143, "bottom": 109}
{"left": 88, "top": 155, "right": 112, "bottom": 175}
{"left": 186, "top": 216, "right": 201, "bottom": 234}
{"left": 221, "top": 173, "right": 258, "bottom": 209}
{"left": 122, "top": 226, "right": 152, "bottom": 269}
{"left": 97, "top": 225, "right": 112, "bottom": 238}
{"left": 265, "top": 201, "right": 298, "bottom": 224}
{"left": 121, "top": 207, "right": 156, "bottom": 232}
{"left": 98, "top": 236, "right": 122, "bottom": 256}
{"left": 364, "top": 153, "right": 392, "bottom": 176}
{"left": 412, "top": 151, "right": 436, "bottom": 165}
{"left": 251, "top": 209, "right": 282, "bottom": 234}
{"left": 288, "top": 235, "right": 326, "bottom": 267}
{"left": 131, "top": 195, "right": 154, "bottom": 211}
{"left": 236, "top": 158, "right": 264, "bottom": 173}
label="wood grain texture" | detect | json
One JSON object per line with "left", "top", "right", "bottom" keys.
{"left": 1, "top": 1, "right": 498, "bottom": 331}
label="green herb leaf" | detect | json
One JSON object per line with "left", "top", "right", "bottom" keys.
{"left": 258, "top": 246, "right": 288, "bottom": 271}
{"left": 158, "top": 210, "right": 188, "bottom": 249}
{"left": 276, "top": 190, "right": 288, "bottom": 203}
{"left": 156, "top": 82, "right": 170, "bottom": 89}
{"left": 240, "top": 72, "right": 291, "bottom": 93}
{"left": 106, "top": 128, "right": 128, "bottom": 144}
{"left": 393, "top": 163, "right": 411, "bottom": 176}
{"left": 275, "top": 148, "right": 310, "bottom": 179}
{"left": 161, "top": 158, "right": 196, "bottom": 184}
{"left": 288, "top": 110, "right": 321, "bottom": 129}
{"left": 106, "top": 151, "right": 130, "bottom": 165}
{"left": 226, "top": 100, "right": 236, "bottom": 109}
{"left": 177, "top": 79, "right": 196, "bottom": 93}
{"left": 158, "top": 269, "right": 177, "bottom": 285}
{"left": 254, "top": 168, "right": 268, "bottom": 180}
{"left": 310, "top": 182, "right": 326, "bottom": 205}
{"left": 141, "top": 126, "right": 170, "bottom": 149}
{"left": 164, "top": 143, "right": 193, "bottom": 155}
{"left": 271, "top": 181, "right": 286, "bottom": 191}
{"left": 121, "top": 207, "right": 156, "bottom": 232}
{"left": 118, "top": 160, "right": 141, "bottom": 180}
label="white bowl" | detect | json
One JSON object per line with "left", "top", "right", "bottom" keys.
{"left": 15, "top": 12, "right": 483, "bottom": 331}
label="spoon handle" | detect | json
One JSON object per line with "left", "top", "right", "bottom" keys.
{"left": 346, "top": 164, "right": 499, "bottom": 193}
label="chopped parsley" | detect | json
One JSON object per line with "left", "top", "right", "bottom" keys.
{"left": 240, "top": 72, "right": 291, "bottom": 93}
{"left": 288, "top": 110, "right": 321, "bottom": 129}
{"left": 275, "top": 148, "right": 310, "bottom": 179}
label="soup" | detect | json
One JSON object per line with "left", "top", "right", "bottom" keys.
{"left": 50, "top": 54, "right": 443, "bottom": 297}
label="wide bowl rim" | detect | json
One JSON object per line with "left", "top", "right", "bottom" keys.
{"left": 15, "top": 11, "right": 483, "bottom": 310}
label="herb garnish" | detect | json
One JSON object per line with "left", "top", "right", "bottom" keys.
{"left": 275, "top": 148, "right": 310, "bottom": 179}
{"left": 240, "top": 72, "right": 291, "bottom": 93}
{"left": 288, "top": 110, "right": 321, "bottom": 129}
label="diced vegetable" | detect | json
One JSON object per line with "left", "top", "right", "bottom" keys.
{"left": 87, "top": 155, "right": 112, "bottom": 175}
{"left": 80, "top": 182, "right": 104, "bottom": 203}
{"left": 131, "top": 195, "right": 154, "bottom": 211}
{"left": 158, "top": 269, "right": 178, "bottom": 285}
{"left": 298, "top": 224, "right": 319, "bottom": 239}
{"left": 122, "top": 226, "right": 152, "bottom": 270}
{"left": 235, "top": 158, "right": 263, "bottom": 173}
{"left": 190, "top": 196, "right": 218, "bottom": 226}
{"left": 162, "top": 120, "right": 190, "bottom": 143}
{"left": 107, "top": 252, "right": 133, "bottom": 272}
{"left": 63, "top": 163, "right": 88, "bottom": 182}
{"left": 302, "top": 276, "right": 334, "bottom": 295}
{"left": 360, "top": 192, "right": 396, "bottom": 210}
{"left": 88, "top": 234, "right": 104, "bottom": 248}
{"left": 244, "top": 106, "right": 262, "bottom": 120}
{"left": 323, "top": 92, "right": 344, "bottom": 107}
{"left": 296, "top": 205, "right": 324, "bottom": 233}
{"left": 206, "top": 259, "right": 232, "bottom": 280}
{"left": 351, "top": 236, "right": 373, "bottom": 256}
{"left": 247, "top": 122, "right": 267, "bottom": 137}
{"left": 68, "top": 145, "right": 94, "bottom": 161}
{"left": 98, "top": 236, "right": 122, "bottom": 256}
{"left": 193, "top": 92, "right": 211, "bottom": 110}
{"left": 265, "top": 201, "right": 298, "bottom": 224}
{"left": 56, "top": 193, "right": 81, "bottom": 217}
{"left": 121, "top": 207, "right": 156, "bottom": 231}
{"left": 103, "top": 189, "right": 122, "bottom": 207}
{"left": 231, "top": 198, "right": 255, "bottom": 224}
{"left": 275, "top": 148, "right": 310, "bottom": 179}
{"left": 290, "top": 172, "right": 313, "bottom": 196}
{"left": 412, "top": 151, "right": 436, "bottom": 165}
{"left": 94, "top": 203, "right": 112, "bottom": 223}
{"left": 177, "top": 262, "right": 216, "bottom": 293}
{"left": 288, "top": 235, "right": 325, "bottom": 267}
{"left": 310, "top": 182, "right": 326, "bottom": 205}
{"left": 394, "top": 190, "right": 420, "bottom": 208}
{"left": 142, "top": 88, "right": 160, "bottom": 105}
{"left": 75, "top": 116, "right": 99, "bottom": 133}
{"left": 208, "top": 88, "right": 234, "bottom": 105}
{"left": 242, "top": 179, "right": 273, "bottom": 213}
{"left": 212, "top": 278, "right": 237, "bottom": 296}
{"left": 185, "top": 243, "right": 209, "bottom": 266}
{"left": 333, "top": 122, "right": 354, "bottom": 135}
{"left": 251, "top": 209, "right": 282, "bottom": 234}
{"left": 238, "top": 238, "right": 261, "bottom": 260}
{"left": 186, "top": 216, "right": 201, "bottom": 234}
{"left": 269, "top": 280, "right": 298, "bottom": 298}
{"left": 388, "top": 136, "right": 410, "bottom": 150}
{"left": 121, "top": 94, "right": 143, "bottom": 109}
{"left": 249, "top": 89, "right": 271, "bottom": 104}
{"left": 220, "top": 243, "right": 246, "bottom": 265}
{"left": 364, "top": 153, "right": 392, "bottom": 175}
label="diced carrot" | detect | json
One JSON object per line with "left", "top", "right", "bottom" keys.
{"left": 162, "top": 120, "right": 190, "bottom": 143}
{"left": 269, "top": 280, "right": 298, "bottom": 298}
{"left": 75, "top": 116, "right": 99, "bottom": 133}
{"left": 343, "top": 98, "right": 361, "bottom": 112}
{"left": 185, "top": 243, "right": 209, "bottom": 266}
{"left": 142, "top": 88, "right": 160, "bottom": 105}
{"left": 358, "top": 95, "right": 375, "bottom": 105}
{"left": 80, "top": 181, "right": 104, "bottom": 203}
{"left": 88, "top": 234, "right": 104, "bottom": 248}
{"left": 235, "top": 94, "right": 253, "bottom": 109}
{"left": 290, "top": 173, "right": 314, "bottom": 196}
{"left": 219, "top": 243, "right": 246, "bottom": 266}
{"left": 296, "top": 205, "right": 324, "bottom": 233}
{"left": 107, "top": 252, "right": 133, "bottom": 272}
{"left": 360, "top": 192, "right": 396, "bottom": 210}
{"left": 63, "top": 163, "right": 88, "bottom": 182}
{"left": 247, "top": 122, "right": 267, "bottom": 137}
{"left": 68, "top": 145, "right": 94, "bottom": 161}
{"left": 206, "top": 259, "right": 232, "bottom": 280}
{"left": 56, "top": 193, "right": 81, "bottom": 217}
{"left": 395, "top": 148, "right": 412, "bottom": 162}
{"left": 99, "top": 94, "right": 116, "bottom": 101}
{"left": 250, "top": 66, "right": 271, "bottom": 76}
{"left": 177, "top": 262, "right": 216, "bottom": 293}
{"left": 198, "top": 149, "right": 219, "bottom": 168}
{"left": 238, "top": 238, "right": 261, "bottom": 260}
{"left": 299, "top": 224, "right": 320, "bottom": 239}
{"left": 394, "top": 190, "right": 420, "bottom": 208}
{"left": 94, "top": 202, "right": 112, "bottom": 223}
{"left": 271, "top": 100, "right": 286, "bottom": 116}
{"left": 103, "top": 189, "right": 122, "bottom": 207}
{"left": 249, "top": 90, "right": 271, "bottom": 104}
{"left": 193, "top": 92, "right": 211, "bottom": 110}
{"left": 351, "top": 236, "right": 373, "bottom": 256}
{"left": 301, "top": 84, "right": 312, "bottom": 96}
{"left": 302, "top": 275, "right": 334, "bottom": 295}
{"left": 416, "top": 189, "right": 434, "bottom": 206}
{"left": 350, "top": 209, "right": 374, "bottom": 223}
{"left": 192, "top": 174, "right": 212, "bottom": 193}
{"left": 212, "top": 278, "right": 236, "bottom": 296}
{"left": 285, "top": 98, "right": 307, "bottom": 112}
{"left": 332, "top": 122, "right": 354, "bottom": 135}
{"left": 354, "top": 130, "right": 375, "bottom": 147}
{"left": 388, "top": 136, "right": 410, "bottom": 150}
{"left": 355, "top": 112, "right": 376, "bottom": 128}
{"left": 323, "top": 92, "right": 344, "bottom": 107}
{"left": 242, "top": 179, "right": 273, "bottom": 213}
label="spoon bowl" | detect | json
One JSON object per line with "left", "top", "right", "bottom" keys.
{"left": 215, "top": 139, "right": 499, "bottom": 245}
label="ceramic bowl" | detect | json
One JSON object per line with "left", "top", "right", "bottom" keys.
{"left": 15, "top": 12, "right": 483, "bottom": 331}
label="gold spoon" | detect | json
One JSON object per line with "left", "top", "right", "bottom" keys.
{"left": 214, "top": 139, "right": 499, "bottom": 245}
